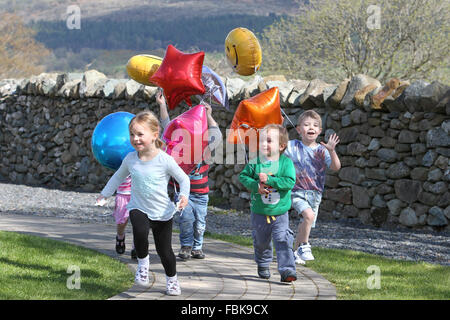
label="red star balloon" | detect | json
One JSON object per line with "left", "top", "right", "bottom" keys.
{"left": 150, "top": 45, "right": 205, "bottom": 110}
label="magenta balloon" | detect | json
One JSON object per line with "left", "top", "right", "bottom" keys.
{"left": 162, "top": 104, "right": 209, "bottom": 172}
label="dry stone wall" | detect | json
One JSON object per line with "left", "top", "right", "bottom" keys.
{"left": 0, "top": 70, "right": 449, "bottom": 230}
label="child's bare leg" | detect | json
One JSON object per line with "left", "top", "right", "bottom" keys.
{"left": 295, "top": 208, "right": 315, "bottom": 248}
{"left": 117, "top": 221, "right": 128, "bottom": 238}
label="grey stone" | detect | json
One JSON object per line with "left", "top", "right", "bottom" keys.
{"left": 338, "top": 167, "right": 364, "bottom": 184}
{"left": 352, "top": 185, "right": 371, "bottom": 208}
{"left": 387, "top": 199, "right": 405, "bottom": 216}
{"left": 376, "top": 148, "right": 397, "bottom": 162}
{"left": 444, "top": 205, "right": 450, "bottom": 219}
{"left": 419, "top": 81, "right": 449, "bottom": 111}
{"left": 79, "top": 70, "right": 108, "bottom": 98}
{"left": 365, "top": 168, "right": 387, "bottom": 181}
{"left": 394, "top": 179, "right": 422, "bottom": 204}
{"left": 411, "top": 143, "right": 427, "bottom": 156}
{"left": 341, "top": 74, "right": 381, "bottom": 107}
{"left": 427, "top": 168, "right": 443, "bottom": 182}
{"left": 372, "top": 194, "right": 386, "bottom": 208}
{"left": 299, "top": 79, "right": 333, "bottom": 108}
{"left": 379, "top": 136, "right": 396, "bottom": 148}
{"left": 418, "top": 191, "right": 438, "bottom": 206}
{"left": 338, "top": 127, "right": 359, "bottom": 143}
{"left": 386, "top": 162, "right": 411, "bottom": 179}
{"left": 399, "top": 207, "right": 418, "bottom": 227}
{"left": 428, "top": 181, "right": 447, "bottom": 194}
{"left": 410, "top": 167, "right": 429, "bottom": 181}
{"left": 398, "top": 130, "right": 419, "bottom": 143}
{"left": 368, "top": 138, "right": 380, "bottom": 151}
{"left": 427, "top": 206, "right": 448, "bottom": 226}
{"left": 426, "top": 128, "right": 450, "bottom": 148}
{"left": 422, "top": 150, "right": 437, "bottom": 167}
{"left": 287, "top": 80, "right": 310, "bottom": 106}
{"left": 325, "top": 188, "right": 352, "bottom": 204}
{"left": 402, "top": 80, "right": 430, "bottom": 112}
{"left": 347, "top": 142, "right": 367, "bottom": 156}
{"left": 226, "top": 77, "right": 245, "bottom": 101}
{"left": 341, "top": 114, "right": 352, "bottom": 127}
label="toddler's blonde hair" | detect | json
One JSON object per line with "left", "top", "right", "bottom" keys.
{"left": 261, "top": 124, "right": 289, "bottom": 153}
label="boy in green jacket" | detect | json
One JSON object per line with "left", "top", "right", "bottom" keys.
{"left": 239, "top": 124, "right": 297, "bottom": 282}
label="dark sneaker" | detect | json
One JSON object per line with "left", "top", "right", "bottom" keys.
{"left": 131, "top": 248, "right": 137, "bottom": 260}
{"left": 257, "top": 266, "right": 271, "bottom": 279}
{"left": 191, "top": 249, "right": 205, "bottom": 259}
{"left": 280, "top": 269, "right": 297, "bottom": 282}
{"left": 178, "top": 246, "right": 192, "bottom": 260}
{"left": 115, "top": 235, "right": 125, "bottom": 254}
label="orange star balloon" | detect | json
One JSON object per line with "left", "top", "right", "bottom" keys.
{"left": 227, "top": 87, "right": 283, "bottom": 149}
{"left": 149, "top": 45, "right": 205, "bottom": 110}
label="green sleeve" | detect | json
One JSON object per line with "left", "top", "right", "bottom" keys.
{"left": 239, "top": 164, "right": 260, "bottom": 193}
{"left": 265, "top": 157, "right": 296, "bottom": 191}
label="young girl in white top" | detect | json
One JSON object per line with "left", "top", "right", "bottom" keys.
{"left": 97, "top": 111, "right": 190, "bottom": 295}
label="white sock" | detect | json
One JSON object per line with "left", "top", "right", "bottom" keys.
{"left": 138, "top": 255, "right": 149, "bottom": 268}
{"left": 166, "top": 274, "right": 177, "bottom": 282}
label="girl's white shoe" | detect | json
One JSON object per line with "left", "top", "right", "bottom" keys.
{"left": 135, "top": 256, "right": 150, "bottom": 287}
{"left": 166, "top": 275, "right": 181, "bottom": 296}
{"left": 135, "top": 264, "right": 150, "bottom": 287}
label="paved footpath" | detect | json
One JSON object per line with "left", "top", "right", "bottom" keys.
{"left": 0, "top": 213, "right": 336, "bottom": 300}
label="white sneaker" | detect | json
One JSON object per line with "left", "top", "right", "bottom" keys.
{"left": 294, "top": 250, "right": 306, "bottom": 265}
{"left": 135, "top": 258, "right": 150, "bottom": 287}
{"left": 166, "top": 276, "right": 181, "bottom": 296}
{"left": 297, "top": 243, "right": 315, "bottom": 261}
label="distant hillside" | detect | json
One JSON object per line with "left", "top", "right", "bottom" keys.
{"left": 1, "top": 0, "right": 300, "bottom": 23}
{"left": 31, "top": 13, "right": 284, "bottom": 52}
{"left": 1, "top": 0, "right": 306, "bottom": 77}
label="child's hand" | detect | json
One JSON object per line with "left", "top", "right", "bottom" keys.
{"left": 95, "top": 195, "right": 107, "bottom": 206}
{"left": 156, "top": 89, "right": 166, "bottom": 106}
{"left": 258, "top": 183, "right": 270, "bottom": 195}
{"left": 258, "top": 172, "right": 268, "bottom": 184}
{"left": 204, "top": 102, "right": 212, "bottom": 117}
{"left": 178, "top": 195, "right": 188, "bottom": 209}
{"left": 321, "top": 133, "right": 340, "bottom": 152}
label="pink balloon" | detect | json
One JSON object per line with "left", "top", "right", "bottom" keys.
{"left": 162, "top": 104, "right": 209, "bottom": 172}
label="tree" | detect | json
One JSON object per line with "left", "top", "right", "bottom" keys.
{"left": 260, "top": 0, "right": 449, "bottom": 83}
{"left": 0, "top": 13, "right": 51, "bottom": 79}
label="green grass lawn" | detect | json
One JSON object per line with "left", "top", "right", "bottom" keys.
{"left": 203, "top": 231, "right": 450, "bottom": 300}
{"left": 0, "top": 231, "right": 134, "bottom": 300}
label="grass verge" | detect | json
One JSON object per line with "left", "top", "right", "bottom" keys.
{"left": 0, "top": 231, "right": 134, "bottom": 300}
{"left": 203, "top": 231, "right": 450, "bottom": 300}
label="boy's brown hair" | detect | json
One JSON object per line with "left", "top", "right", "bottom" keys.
{"left": 297, "top": 110, "right": 322, "bottom": 128}
{"left": 261, "top": 124, "right": 289, "bottom": 153}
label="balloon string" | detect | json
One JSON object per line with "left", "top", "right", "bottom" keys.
{"left": 280, "top": 107, "right": 296, "bottom": 128}
{"left": 237, "top": 125, "right": 249, "bottom": 165}
{"left": 237, "top": 124, "right": 260, "bottom": 176}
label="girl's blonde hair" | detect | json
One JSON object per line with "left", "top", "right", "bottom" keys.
{"left": 129, "top": 110, "right": 165, "bottom": 149}
{"left": 261, "top": 124, "right": 289, "bottom": 153}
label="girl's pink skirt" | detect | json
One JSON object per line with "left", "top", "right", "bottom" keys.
{"left": 113, "top": 194, "right": 131, "bottom": 225}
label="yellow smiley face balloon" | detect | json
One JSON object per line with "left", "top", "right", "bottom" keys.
{"left": 126, "top": 54, "right": 163, "bottom": 86}
{"left": 225, "top": 27, "right": 262, "bottom": 76}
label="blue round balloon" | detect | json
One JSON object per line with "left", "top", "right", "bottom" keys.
{"left": 91, "top": 111, "right": 135, "bottom": 170}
